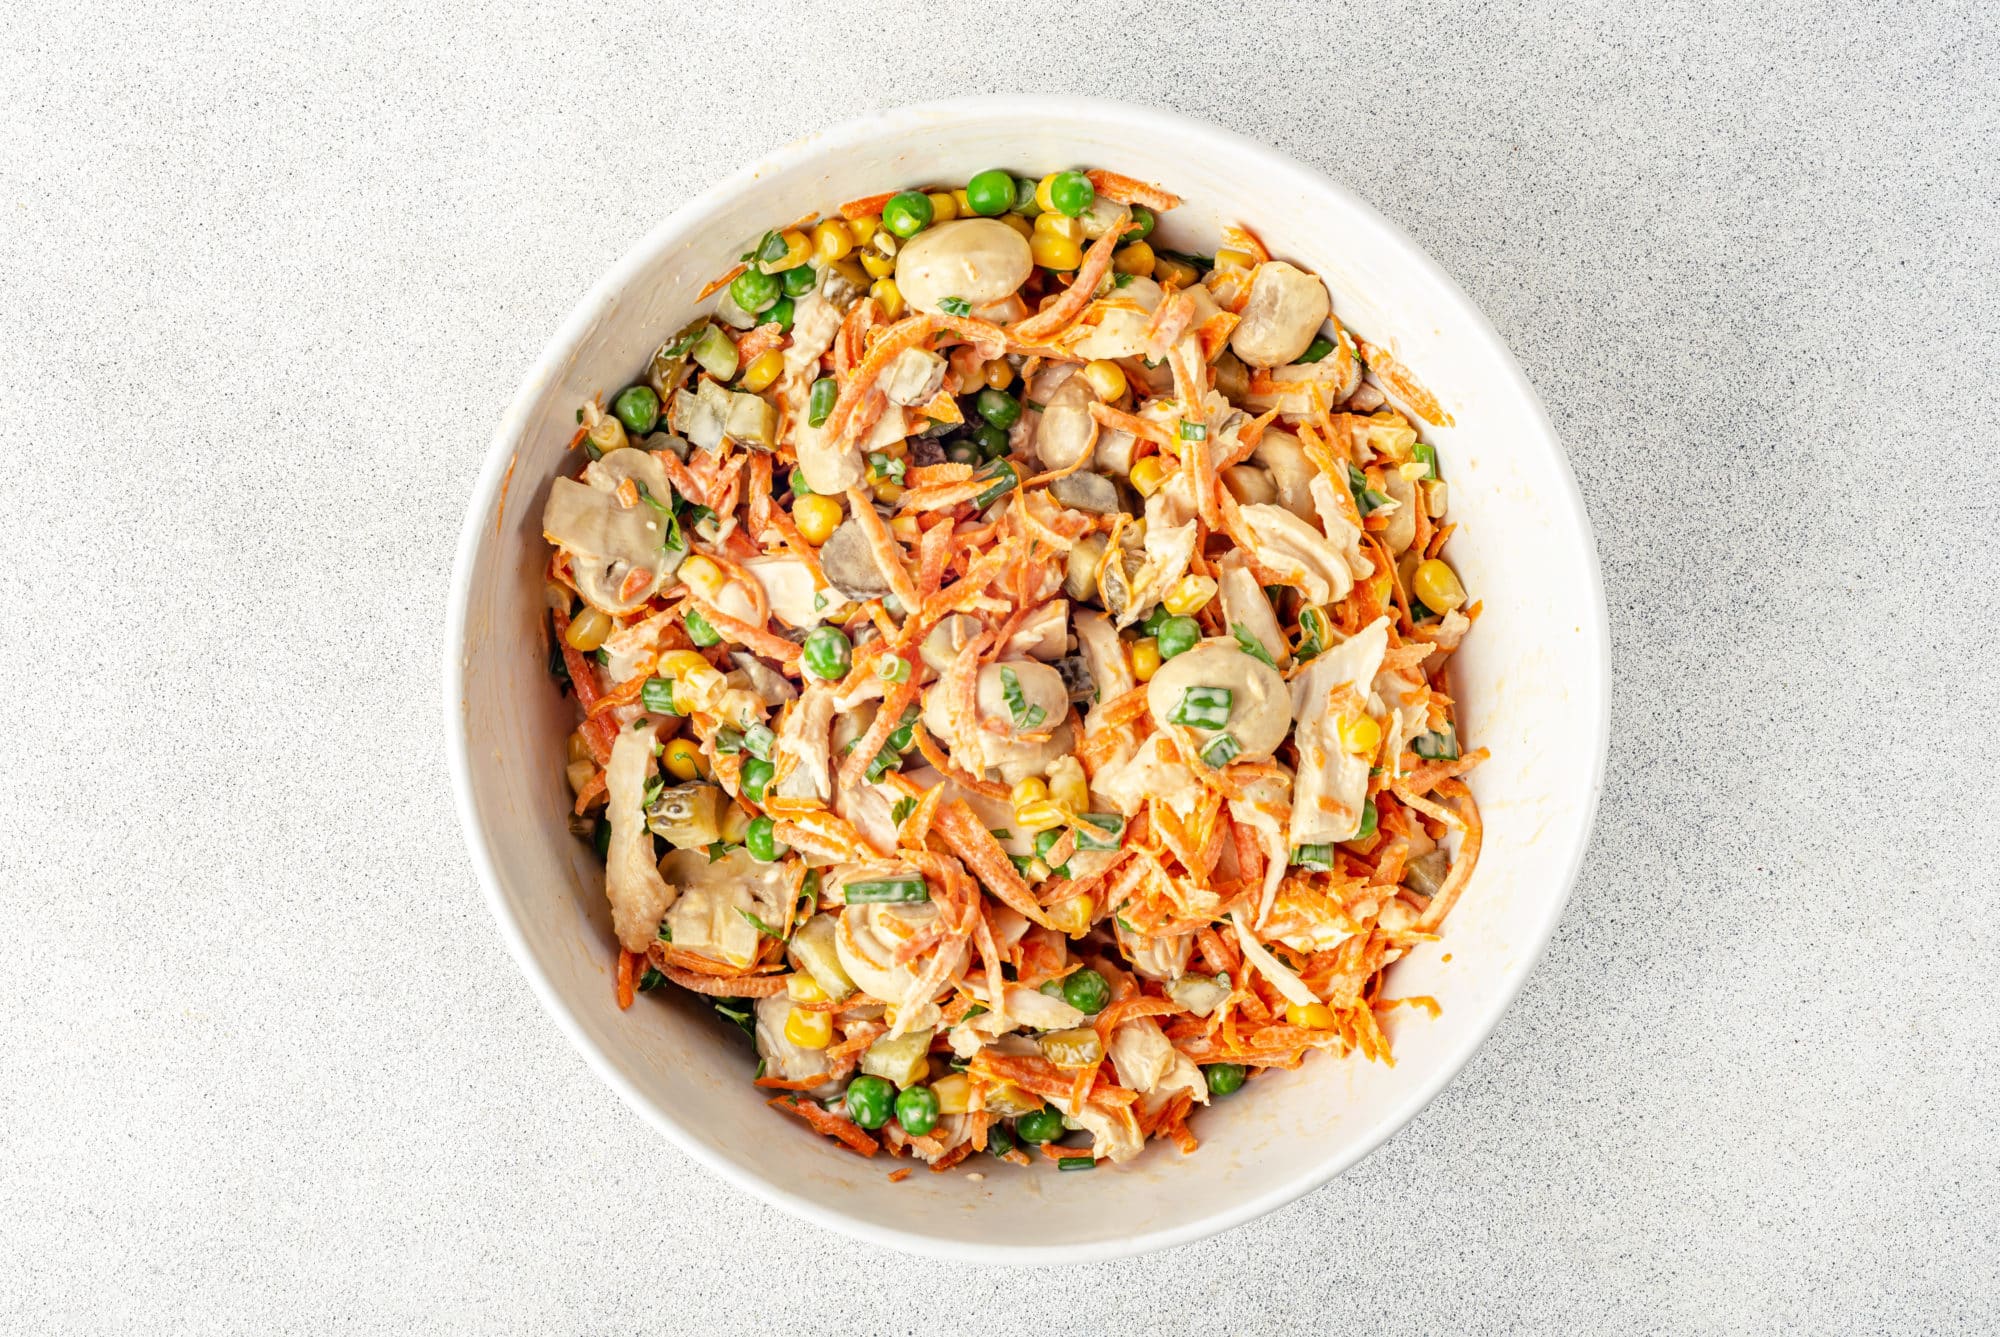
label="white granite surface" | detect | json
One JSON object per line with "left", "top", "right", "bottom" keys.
{"left": 3, "top": 1, "right": 1996, "bottom": 1332}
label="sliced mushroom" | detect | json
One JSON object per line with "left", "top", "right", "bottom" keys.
{"left": 1048, "top": 470, "right": 1121, "bottom": 515}
{"left": 1379, "top": 469, "right": 1419, "bottom": 555}
{"left": 541, "top": 448, "right": 683, "bottom": 615}
{"left": 974, "top": 661, "right": 1067, "bottom": 738}
{"left": 836, "top": 901, "right": 968, "bottom": 1011}
{"left": 819, "top": 519, "right": 891, "bottom": 600}
{"left": 729, "top": 651, "right": 798, "bottom": 705}
{"left": 741, "top": 554, "right": 836, "bottom": 629}
{"left": 1236, "top": 502, "right": 1353, "bottom": 605}
{"left": 753, "top": 994, "right": 843, "bottom": 1096}
{"left": 1251, "top": 428, "right": 1316, "bottom": 521}
{"left": 1146, "top": 637, "right": 1292, "bottom": 760}
{"left": 892, "top": 219, "right": 1035, "bottom": 316}
{"left": 1213, "top": 348, "right": 1250, "bottom": 402}
{"left": 1092, "top": 425, "right": 1139, "bottom": 476}
{"left": 1052, "top": 654, "right": 1095, "bottom": 705}
{"left": 919, "top": 612, "right": 982, "bottom": 675}
{"left": 1229, "top": 261, "right": 1332, "bottom": 368}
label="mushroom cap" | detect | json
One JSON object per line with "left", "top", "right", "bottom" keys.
{"left": 893, "top": 218, "right": 1035, "bottom": 316}
{"left": 1229, "top": 261, "right": 1332, "bottom": 369}
{"left": 541, "top": 448, "right": 683, "bottom": 614}
{"left": 1146, "top": 637, "right": 1292, "bottom": 760}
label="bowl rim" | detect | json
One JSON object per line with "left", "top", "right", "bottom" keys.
{"left": 444, "top": 94, "right": 1611, "bottom": 1264}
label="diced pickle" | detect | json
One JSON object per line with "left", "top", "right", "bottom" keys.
{"left": 786, "top": 914, "right": 856, "bottom": 1001}
{"left": 649, "top": 317, "right": 711, "bottom": 399}
{"left": 860, "top": 1029, "right": 935, "bottom": 1088}
{"left": 1039, "top": 1027, "right": 1105, "bottom": 1069}
{"left": 1403, "top": 849, "right": 1450, "bottom": 898}
{"left": 1167, "top": 974, "right": 1231, "bottom": 1017}
{"left": 644, "top": 782, "right": 723, "bottom": 850}
{"left": 723, "top": 391, "right": 778, "bottom": 450}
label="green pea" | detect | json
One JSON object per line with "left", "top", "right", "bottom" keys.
{"left": 1123, "top": 205, "right": 1156, "bottom": 241}
{"left": 881, "top": 191, "right": 933, "bottom": 239}
{"left": 729, "top": 267, "right": 781, "bottom": 313}
{"left": 944, "top": 439, "right": 980, "bottom": 466}
{"left": 966, "top": 169, "right": 1015, "bottom": 217}
{"left": 844, "top": 1075, "right": 894, "bottom": 1129}
{"left": 1011, "top": 176, "right": 1041, "bottom": 217}
{"left": 1141, "top": 604, "right": 1172, "bottom": 636}
{"left": 739, "top": 757, "right": 774, "bottom": 803}
{"left": 1156, "top": 615, "right": 1200, "bottom": 660}
{"left": 760, "top": 295, "right": 795, "bottom": 333}
{"left": 612, "top": 385, "right": 660, "bottom": 436}
{"left": 746, "top": 815, "right": 786, "bottom": 862}
{"left": 973, "top": 422, "right": 1010, "bottom": 459}
{"left": 801, "top": 625, "right": 852, "bottom": 682}
{"left": 894, "top": 1084, "right": 940, "bottom": 1136}
{"left": 986, "top": 1121, "right": 1016, "bottom": 1157}
{"left": 1205, "top": 1062, "right": 1247, "bottom": 1096}
{"left": 1061, "top": 967, "right": 1110, "bottom": 1015}
{"left": 780, "top": 264, "right": 816, "bottom": 296}
{"left": 684, "top": 610, "right": 721, "bottom": 648}
{"left": 1049, "top": 170, "right": 1095, "bottom": 218}
{"left": 1015, "top": 1106, "right": 1064, "bottom": 1144}
{"left": 975, "top": 387, "right": 1021, "bottom": 430}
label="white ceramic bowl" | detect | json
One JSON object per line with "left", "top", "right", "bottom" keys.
{"left": 445, "top": 97, "right": 1609, "bottom": 1263}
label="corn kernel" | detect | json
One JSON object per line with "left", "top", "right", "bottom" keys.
{"left": 1030, "top": 232, "right": 1082, "bottom": 271}
{"left": 656, "top": 649, "right": 709, "bottom": 679}
{"left": 564, "top": 605, "right": 612, "bottom": 651}
{"left": 567, "top": 730, "right": 592, "bottom": 764}
{"left": 1011, "top": 777, "right": 1048, "bottom": 808}
{"left": 792, "top": 493, "right": 842, "bottom": 545}
{"left": 787, "top": 973, "right": 829, "bottom": 1003}
{"left": 1081, "top": 359, "right": 1127, "bottom": 403}
{"left": 889, "top": 514, "right": 921, "bottom": 543}
{"left": 1016, "top": 799, "right": 1064, "bottom": 832}
{"left": 671, "top": 665, "right": 723, "bottom": 715}
{"left": 719, "top": 802, "right": 751, "bottom": 844}
{"left": 1024, "top": 857, "right": 1052, "bottom": 882}
{"left": 1113, "top": 241, "right": 1156, "bottom": 277}
{"left": 1129, "top": 455, "right": 1171, "bottom": 497}
{"left": 1046, "top": 758, "right": 1089, "bottom": 812}
{"left": 873, "top": 480, "right": 905, "bottom": 503}
{"left": 926, "top": 191, "right": 958, "bottom": 222}
{"left": 662, "top": 737, "right": 706, "bottom": 781}
{"left": 1423, "top": 480, "right": 1449, "bottom": 518}
{"left": 1337, "top": 712, "right": 1382, "bottom": 758}
{"left": 830, "top": 257, "right": 869, "bottom": 291}
{"left": 1162, "top": 573, "right": 1217, "bottom": 617}
{"left": 566, "top": 758, "right": 595, "bottom": 794}
{"left": 847, "top": 214, "right": 878, "bottom": 244}
{"left": 739, "top": 349, "right": 784, "bottom": 393}
{"left": 860, "top": 248, "right": 896, "bottom": 279}
{"left": 759, "top": 229, "right": 811, "bottom": 274}
{"left": 1154, "top": 255, "right": 1199, "bottom": 289}
{"left": 811, "top": 219, "right": 854, "bottom": 263}
{"left": 1033, "top": 211, "right": 1084, "bottom": 243}
{"left": 984, "top": 359, "right": 1014, "bottom": 389}
{"left": 1129, "top": 636, "right": 1162, "bottom": 682}
{"left": 784, "top": 1006, "right": 833, "bottom": 1049}
{"left": 677, "top": 554, "right": 724, "bottom": 599}
{"left": 1214, "top": 247, "right": 1256, "bottom": 270}
{"left": 950, "top": 188, "right": 972, "bottom": 215}
{"left": 878, "top": 438, "right": 908, "bottom": 460}
{"left": 1285, "top": 1000, "right": 1336, "bottom": 1029}
{"left": 1048, "top": 895, "right": 1092, "bottom": 938}
{"left": 870, "top": 278, "right": 905, "bottom": 319}
{"left": 1413, "top": 559, "right": 1467, "bottom": 613}
{"left": 932, "top": 1071, "right": 972, "bottom": 1115}
{"left": 997, "top": 213, "right": 1033, "bottom": 241}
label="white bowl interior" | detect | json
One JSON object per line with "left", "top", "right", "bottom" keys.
{"left": 447, "top": 98, "right": 1607, "bottom": 1262}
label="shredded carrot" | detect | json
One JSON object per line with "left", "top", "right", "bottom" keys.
{"left": 1085, "top": 169, "right": 1181, "bottom": 212}
{"left": 697, "top": 262, "right": 747, "bottom": 302}
{"left": 932, "top": 801, "right": 1055, "bottom": 929}
{"left": 769, "top": 1096, "right": 880, "bottom": 1157}
{"left": 616, "top": 949, "right": 639, "bottom": 1010}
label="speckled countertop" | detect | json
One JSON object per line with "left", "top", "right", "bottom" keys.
{"left": 3, "top": 2, "right": 1996, "bottom": 1332}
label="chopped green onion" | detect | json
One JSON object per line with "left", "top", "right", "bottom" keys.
{"left": 1351, "top": 798, "right": 1379, "bottom": 843}
{"left": 1295, "top": 336, "right": 1334, "bottom": 364}
{"left": 640, "top": 676, "right": 680, "bottom": 715}
{"left": 1291, "top": 844, "right": 1335, "bottom": 871}
{"left": 845, "top": 876, "right": 930, "bottom": 904}
{"left": 807, "top": 376, "right": 838, "bottom": 428}
{"left": 789, "top": 466, "right": 813, "bottom": 495}
{"left": 1167, "top": 685, "right": 1233, "bottom": 729}
{"left": 891, "top": 796, "right": 918, "bottom": 826}
{"left": 867, "top": 451, "right": 906, "bottom": 486}
{"left": 937, "top": 296, "right": 972, "bottom": 316}
{"left": 1074, "top": 813, "right": 1124, "bottom": 851}
{"left": 1412, "top": 728, "right": 1460, "bottom": 761}
{"left": 973, "top": 458, "right": 1018, "bottom": 509}
{"left": 713, "top": 728, "right": 744, "bottom": 755}
{"left": 998, "top": 665, "right": 1047, "bottom": 731}
{"left": 1178, "top": 420, "right": 1207, "bottom": 441}
{"left": 742, "top": 724, "right": 776, "bottom": 760}
{"left": 1057, "top": 1156, "right": 1096, "bottom": 1172}
{"left": 1231, "top": 623, "right": 1277, "bottom": 668}
{"left": 1412, "top": 442, "right": 1440, "bottom": 480}
{"left": 684, "top": 610, "right": 721, "bottom": 647}
{"left": 1347, "top": 462, "right": 1391, "bottom": 516}
{"left": 876, "top": 654, "right": 911, "bottom": 684}
{"left": 1200, "top": 732, "right": 1241, "bottom": 768}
